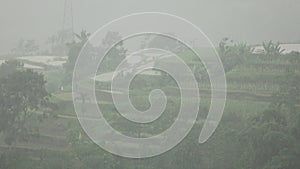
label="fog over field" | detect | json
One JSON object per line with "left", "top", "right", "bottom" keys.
{"left": 0, "top": 0, "right": 300, "bottom": 53}
{"left": 1, "top": 1, "right": 300, "bottom": 169}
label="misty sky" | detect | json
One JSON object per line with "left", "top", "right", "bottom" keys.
{"left": 0, "top": 0, "right": 299, "bottom": 54}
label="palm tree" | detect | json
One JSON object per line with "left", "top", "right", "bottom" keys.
{"left": 236, "top": 42, "right": 254, "bottom": 56}
{"left": 64, "top": 30, "right": 91, "bottom": 72}
{"left": 262, "top": 41, "right": 285, "bottom": 56}
{"left": 74, "top": 30, "right": 91, "bottom": 45}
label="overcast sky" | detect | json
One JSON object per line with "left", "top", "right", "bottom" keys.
{"left": 0, "top": 0, "right": 299, "bottom": 54}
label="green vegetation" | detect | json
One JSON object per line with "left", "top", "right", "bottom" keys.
{"left": 1, "top": 35, "right": 300, "bottom": 169}
{"left": 0, "top": 61, "right": 54, "bottom": 146}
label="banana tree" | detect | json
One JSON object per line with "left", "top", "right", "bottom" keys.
{"left": 262, "top": 41, "right": 285, "bottom": 57}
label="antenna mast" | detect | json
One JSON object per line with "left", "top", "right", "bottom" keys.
{"left": 62, "top": 0, "right": 74, "bottom": 42}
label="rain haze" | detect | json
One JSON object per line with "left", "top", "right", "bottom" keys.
{"left": 0, "top": 0, "right": 300, "bottom": 53}
{"left": 1, "top": 1, "right": 300, "bottom": 169}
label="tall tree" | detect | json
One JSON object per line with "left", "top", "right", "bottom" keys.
{"left": 0, "top": 61, "right": 51, "bottom": 145}
{"left": 218, "top": 38, "right": 251, "bottom": 73}
{"left": 64, "top": 30, "right": 91, "bottom": 72}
